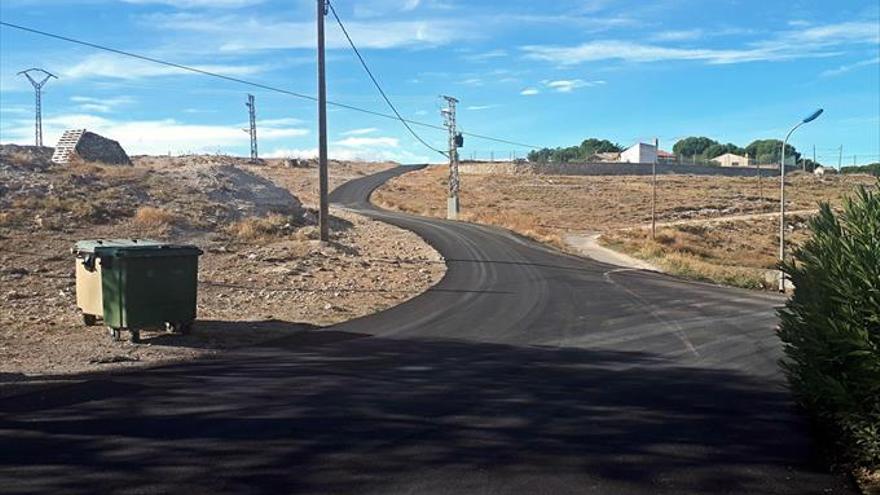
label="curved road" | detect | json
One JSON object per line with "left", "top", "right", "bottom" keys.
{"left": 0, "top": 167, "right": 851, "bottom": 494}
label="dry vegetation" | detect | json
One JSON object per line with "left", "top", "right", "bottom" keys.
{"left": 601, "top": 215, "right": 814, "bottom": 289}
{"left": 0, "top": 152, "right": 444, "bottom": 378}
{"left": 374, "top": 165, "right": 876, "bottom": 289}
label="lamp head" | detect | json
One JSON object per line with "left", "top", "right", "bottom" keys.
{"left": 803, "top": 108, "right": 823, "bottom": 123}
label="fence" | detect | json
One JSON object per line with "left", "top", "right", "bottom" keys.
{"left": 459, "top": 161, "right": 794, "bottom": 178}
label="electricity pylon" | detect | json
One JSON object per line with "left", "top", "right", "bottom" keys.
{"left": 18, "top": 68, "right": 57, "bottom": 147}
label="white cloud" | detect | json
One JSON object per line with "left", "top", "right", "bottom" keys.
{"left": 522, "top": 21, "right": 879, "bottom": 65}
{"left": 353, "top": 0, "right": 424, "bottom": 17}
{"left": 342, "top": 127, "right": 379, "bottom": 136}
{"left": 258, "top": 117, "right": 304, "bottom": 127}
{"left": 820, "top": 56, "right": 880, "bottom": 77}
{"left": 150, "top": 13, "right": 472, "bottom": 52}
{"left": 122, "top": 0, "right": 263, "bottom": 7}
{"left": 335, "top": 136, "right": 399, "bottom": 148}
{"left": 650, "top": 29, "right": 704, "bottom": 42}
{"left": 520, "top": 88, "right": 539, "bottom": 96}
{"left": 61, "top": 53, "right": 266, "bottom": 81}
{"left": 265, "top": 146, "right": 428, "bottom": 163}
{"left": 463, "top": 49, "right": 508, "bottom": 61}
{"left": 0, "top": 113, "right": 308, "bottom": 155}
{"left": 70, "top": 95, "right": 136, "bottom": 113}
{"left": 466, "top": 104, "right": 498, "bottom": 111}
{"left": 546, "top": 79, "right": 590, "bottom": 92}
{"left": 459, "top": 77, "right": 483, "bottom": 86}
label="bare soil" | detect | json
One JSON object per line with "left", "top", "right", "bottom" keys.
{"left": 0, "top": 151, "right": 444, "bottom": 378}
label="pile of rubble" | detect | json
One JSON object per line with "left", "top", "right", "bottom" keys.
{"left": 166, "top": 163, "right": 305, "bottom": 221}
{"left": 51, "top": 130, "right": 131, "bottom": 166}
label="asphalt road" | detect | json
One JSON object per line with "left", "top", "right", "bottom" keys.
{"left": 0, "top": 166, "right": 852, "bottom": 494}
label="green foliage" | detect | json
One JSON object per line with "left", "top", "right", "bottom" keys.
{"left": 778, "top": 183, "right": 880, "bottom": 468}
{"left": 746, "top": 139, "right": 800, "bottom": 165}
{"left": 841, "top": 163, "right": 880, "bottom": 176}
{"left": 704, "top": 143, "right": 746, "bottom": 159}
{"left": 527, "top": 138, "right": 622, "bottom": 163}
{"left": 672, "top": 136, "right": 718, "bottom": 157}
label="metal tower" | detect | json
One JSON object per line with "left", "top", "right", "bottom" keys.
{"left": 245, "top": 94, "right": 258, "bottom": 162}
{"left": 18, "top": 68, "right": 57, "bottom": 147}
{"left": 441, "top": 95, "right": 460, "bottom": 220}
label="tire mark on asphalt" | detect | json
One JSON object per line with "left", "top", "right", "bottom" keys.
{"left": 602, "top": 268, "right": 700, "bottom": 358}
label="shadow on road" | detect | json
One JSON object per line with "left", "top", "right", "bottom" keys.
{"left": 0, "top": 330, "right": 845, "bottom": 494}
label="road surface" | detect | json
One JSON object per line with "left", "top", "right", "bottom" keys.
{"left": 0, "top": 167, "right": 851, "bottom": 494}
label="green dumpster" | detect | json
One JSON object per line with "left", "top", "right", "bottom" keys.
{"left": 73, "top": 239, "right": 203, "bottom": 342}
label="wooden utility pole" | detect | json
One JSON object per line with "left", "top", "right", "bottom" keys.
{"left": 317, "top": 0, "right": 329, "bottom": 242}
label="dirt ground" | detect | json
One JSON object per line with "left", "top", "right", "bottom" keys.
{"left": 374, "top": 164, "right": 875, "bottom": 288}
{"left": 0, "top": 150, "right": 444, "bottom": 378}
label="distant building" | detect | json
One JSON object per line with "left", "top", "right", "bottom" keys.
{"left": 657, "top": 149, "right": 676, "bottom": 163}
{"left": 620, "top": 142, "right": 657, "bottom": 164}
{"left": 813, "top": 166, "right": 837, "bottom": 176}
{"left": 712, "top": 152, "right": 750, "bottom": 168}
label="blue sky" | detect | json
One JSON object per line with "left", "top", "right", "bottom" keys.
{"left": 1, "top": 0, "right": 878, "bottom": 165}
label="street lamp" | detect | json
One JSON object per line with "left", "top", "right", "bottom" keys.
{"left": 778, "top": 108, "right": 823, "bottom": 292}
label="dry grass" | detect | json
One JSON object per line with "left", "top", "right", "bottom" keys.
{"left": 132, "top": 206, "right": 180, "bottom": 231}
{"left": 225, "top": 214, "right": 294, "bottom": 242}
{"left": 375, "top": 166, "right": 874, "bottom": 289}
{"left": 463, "top": 209, "right": 565, "bottom": 248}
{"left": 3, "top": 150, "right": 33, "bottom": 167}
{"left": 597, "top": 215, "right": 814, "bottom": 289}
{"left": 375, "top": 166, "right": 875, "bottom": 233}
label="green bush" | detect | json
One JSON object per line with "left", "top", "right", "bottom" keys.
{"left": 841, "top": 163, "right": 880, "bottom": 177}
{"left": 778, "top": 183, "right": 880, "bottom": 469}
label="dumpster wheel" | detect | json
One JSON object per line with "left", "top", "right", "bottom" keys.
{"left": 107, "top": 327, "right": 122, "bottom": 342}
{"left": 166, "top": 321, "right": 193, "bottom": 335}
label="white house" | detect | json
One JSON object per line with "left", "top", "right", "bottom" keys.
{"left": 620, "top": 142, "right": 657, "bottom": 164}
{"left": 712, "top": 153, "right": 750, "bottom": 167}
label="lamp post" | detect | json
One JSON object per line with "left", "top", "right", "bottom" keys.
{"left": 779, "top": 108, "right": 823, "bottom": 292}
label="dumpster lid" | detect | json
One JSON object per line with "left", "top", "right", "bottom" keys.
{"left": 73, "top": 239, "right": 203, "bottom": 257}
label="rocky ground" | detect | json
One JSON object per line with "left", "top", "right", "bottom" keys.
{"left": 0, "top": 148, "right": 444, "bottom": 378}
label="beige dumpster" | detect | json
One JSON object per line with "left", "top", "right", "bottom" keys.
{"left": 74, "top": 251, "right": 104, "bottom": 326}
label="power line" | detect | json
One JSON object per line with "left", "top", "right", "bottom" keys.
{"left": 0, "top": 20, "right": 541, "bottom": 150}
{"left": 326, "top": 1, "right": 446, "bottom": 157}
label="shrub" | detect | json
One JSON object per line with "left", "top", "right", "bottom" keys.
{"left": 226, "top": 214, "right": 292, "bottom": 241}
{"left": 840, "top": 163, "right": 880, "bottom": 177}
{"left": 133, "top": 206, "right": 180, "bottom": 230}
{"left": 778, "top": 183, "right": 880, "bottom": 469}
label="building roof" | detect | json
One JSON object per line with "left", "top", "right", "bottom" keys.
{"left": 712, "top": 152, "right": 748, "bottom": 161}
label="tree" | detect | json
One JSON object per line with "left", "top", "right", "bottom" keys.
{"left": 673, "top": 137, "right": 718, "bottom": 158}
{"left": 528, "top": 138, "right": 623, "bottom": 163}
{"left": 704, "top": 143, "right": 745, "bottom": 159}
{"left": 527, "top": 148, "right": 553, "bottom": 162}
{"left": 745, "top": 139, "right": 800, "bottom": 165}
{"left": 778, "top": 184, "right": 880, "bottom": 468}
{"left": 579, "top": 138, "right": 622, "bottom": 157}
